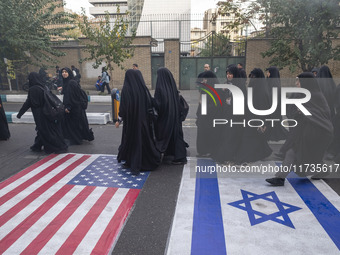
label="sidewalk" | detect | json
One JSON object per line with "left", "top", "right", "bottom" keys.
{"left": 1, "top": 89, "right": 112, "bottom": 124}
{"left": 0, "top": 91, "right": 112, "bottom": 103}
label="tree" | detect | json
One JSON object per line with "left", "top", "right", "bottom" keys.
{"left": 77, "top": 8, "right": 136, "bottom": 86}
{"left": 200, "top": 32, "right": 232, "bottom": 57}
{"left": 218, "top": 0, "right": 340, "bottom": 72}
{"left": 0, "top": 0, "right": 75, "bottom": 69}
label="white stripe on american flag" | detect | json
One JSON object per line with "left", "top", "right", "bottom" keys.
{"left": 73, "top": 188, "right": 129, "bottom": 254}
{"left": 2, "top": 185, "right": 86, "bottom": 255}
{"left": 39, "top": 186, "right": 109, "bottom": 254}
{"left": 0, "top": 154, "right": 96, "bottom": 254}
{"left": 0, "top": 154, "right": 75, "bottom": 199}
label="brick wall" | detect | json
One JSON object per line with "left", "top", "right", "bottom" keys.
{"left": 46, "top": 37, "right": 152, "bottom": 90}
{"left": 164, "top": 39, "right": 180, "bottom": 87}
{"left": 246, "top": 38, "right": 340, "bottom": 84}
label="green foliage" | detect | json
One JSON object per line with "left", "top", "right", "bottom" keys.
{"left": 200, "top": 32, "right": 232, "bottom": 57}
{"left": 0, "top": 0, "right": 75, "bottom": 69}
{"left": 218, "top": 0, "right": 340, "bottom": 72}
{"left": 77, "top": 7, "right": 136, "bottom": 78}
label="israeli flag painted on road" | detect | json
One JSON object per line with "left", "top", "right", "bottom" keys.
{"left": 167, "top": 158, "right": 340, "bottom": 255}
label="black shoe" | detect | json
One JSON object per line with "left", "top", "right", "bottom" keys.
{"left": 266, "top": 177, "right": 285, "bottom": 186}
{"left": 172, "top": 159, "right": 187, "bottom": 165}
{"left": 30, "top": 146, "right": 42, "bottom": 152}
{"left": 122, "top": 163, "right": 130, "bottom": 169}
{"left": 311, "top": 172, "right": 330, "bottom": 180}
{"left": 131, "top": 169, "right": 140, "bottom": 176}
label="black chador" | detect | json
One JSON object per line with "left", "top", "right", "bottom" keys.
{"left": 266, "top": 66, "right": 287, "bottom": 141}
{"left": 317, "top": 65, "right": 336, "bottom": 118}
{"left": 294, "top": 72, "right": 333, "bottom": 169}
{"left": 117, "top": 69, "right": 161, "bottom": 173}
{"left": 61, "top": 67, "right": 94, "bottom": 145}
{"left": 214, "top": 65, "right": 247, "bottom": 163}
{"left": 154, "top": 67, "right": 188, "bottom": 164}
{"left": 196, "top": 71, "right": 222, "bottom": 157}
{"left": 17, "top": 72, "right": 67, "bottom": 153}
{"left": 235, "top": 68, "right": 272, "bottom": 164}
{"left": 0, "top": 96, "right": 10, "bottom": 140}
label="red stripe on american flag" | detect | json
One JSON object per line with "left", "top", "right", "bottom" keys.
{"left": 0, "top": 154, "right": 75, "bottom": 207}
{"left": 0, "top": 185, "right": 74, "bottom": 254}
{"left": 0, "top": 154, "right": 58, "bottom": 190}
{"left": 92, "top": 189, "right": 140, "bottom": 254}
{"left": 55, "top": 187, "right": 118, "bottom": 254}
{"left": 0, "top": 155, "right": 89, "bottom": 227}
{"left": 21, "top": 185, "right": 96, "bottom": 254}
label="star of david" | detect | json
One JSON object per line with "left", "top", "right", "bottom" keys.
{"left": 228, "top": 190, "right": 302, "bottom": 228}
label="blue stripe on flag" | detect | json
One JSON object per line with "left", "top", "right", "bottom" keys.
{"left": 288, "top": 173, "right": 340, "bottom": 249}
{"left": 191, "top": 158, "right": 227, "bottom": 255}
{"left": 1, "top": 94, "right": 6, "bottom": 102}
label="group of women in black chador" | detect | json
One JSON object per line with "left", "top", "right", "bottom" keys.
{"left": 115, "top": 68, "right": 188, "bottom": 175}
{"left": 13, "top": 68, "right": 94, "bottom": 154}
{"left": 196, "top": 64, "right": 337, "bottom": 186}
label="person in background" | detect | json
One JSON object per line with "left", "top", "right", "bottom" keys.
{"left": 237, "top": 62, "right": 247, "bottom": 79}
{"left": 203, "top": 64, "right": 210, "bottom": 71}
{"left": 100, "top": 67, "right": 111, "bottom": 94}
{"left": 61, "top": 67, "right": 94, "bottom": 145}
{"left": 0, "top": 96, "right": 10, "bottom": 140}
{"left": 311, "top": 67, "right": 319, "bottom": 77}
{"left": 95, "top": 76, "right": 102, "bottom": 91}
{"left": 115, "top": 69, "right": 161, "bottom": 175}
{"left": 55, "top": 66, "right": 62, "bottom": 88}
{"left": 265, "top": 66, "right": 287, "bottom": 141}
{"left": 17, "top": 72, "right": 67, "bottom": 153}
{"left": 132, "top": 63, "right": 138, "bottom": 70}
{"left": 71, "top": 65, "right": 81, "bottom": 84}
{"left": 154, "top": 67, "right": 188, "bottom": 164}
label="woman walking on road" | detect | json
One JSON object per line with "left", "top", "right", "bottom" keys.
{"left": 17, "top": 72, "right": 67, "bottom": 153}
{"left": 61, "top": 67, "right": 94, "bottom": 145}
{"left": 115, "top": 69, "right": 161, "bottom": 175}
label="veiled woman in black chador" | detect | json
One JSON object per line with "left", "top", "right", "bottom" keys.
{"left": 214, "top": 65, "right": 247, "bottom": 163}
{"left": 116, "top": 69, "right": 161, "bottom": 174}
{"left": 195, "top": 71, "right": 222, "bottom": 157}
{"left": 17, "top": 72, "right": 67, "bottom": 153}
{"left": 154, "top": 67, "right": 188, "bottom": 164}
{"left": 265, "top": 66, "right": 287, "bottom": 141}
{"left": 267, "top": 72, "right": 333, "bottom": 186}
{"left": 61, "top": 67, "right": 94, "bottom": 145}
{"left": 317, "top": 65, "right": 336, "bottom": 118}
{"left": 0, "top": 96, "right": 10, "bottom": 140}
{"left": 235, "top": 68, "right": 272, "bottom": 164}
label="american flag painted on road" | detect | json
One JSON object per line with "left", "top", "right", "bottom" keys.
{"left": 0, "top": 153, "right": 149, "bottom": 254}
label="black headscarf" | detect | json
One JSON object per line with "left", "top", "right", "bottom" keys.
{"left": 317, "top": 65, "right": 336, "bottom": 117}
{"left": 28, "top": 72, "right": 44, "bottom": 88}
{"left": 247, "top": 68, "right": 271, "bottom": 119}
{"left": 226, "top": 64, "right": 247, "bottom": 94}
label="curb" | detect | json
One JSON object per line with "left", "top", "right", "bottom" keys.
{"left": 6, "top": 112, "right": 111, "bottom": 125}
{"left": 1, "top": 94, "right": 112, "bottom": 103}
